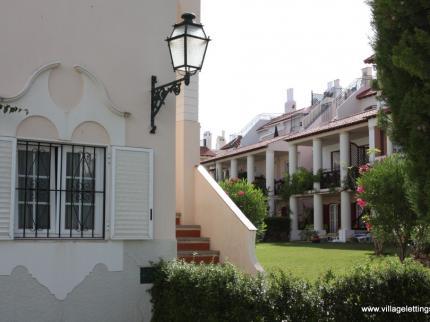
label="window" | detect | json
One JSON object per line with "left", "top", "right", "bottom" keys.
{"left": 16, "top": 141, "right": 106, "bottom": 238}
{"left": 331, "top": 151, "right": 340, "bottom": 171}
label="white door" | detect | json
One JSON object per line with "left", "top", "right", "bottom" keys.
{"left": 329, "top": 204, "right": 338, "bottom": 233}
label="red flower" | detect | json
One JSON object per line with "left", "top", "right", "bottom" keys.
{"left": 356, "top": 185, "right": 365, "bottom": 194}
{"left": 365, "top": 222, "right": 372, "bottom": 232}
{"left": 237, "top": 190, "right": 245, "bottom": 196}
{"left": 357, "top": 198, "right": 367, "bottom": 208}
{"left": 359, "top": 164, "right": 370, "bottom": 174}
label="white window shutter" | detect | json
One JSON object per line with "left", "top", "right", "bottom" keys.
{"left": 111, "top": 147, "right": 153, "bottom": 239}
{"left": 0, "top": 137, "right": 16, "bottom": 240}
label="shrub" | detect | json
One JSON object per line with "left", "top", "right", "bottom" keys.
{"left": 220, "top": 179, "right": 267, "bottom": 240}
{"left": 300, "top": 224, "right": 317, "bottom": 241}
{"left": 264, "top": 216, "right": 291, "bottom": 242}
{"left": 266, "top": 271, "right": 319, "bottom": 322}
{"left": 150, "top": 259, "right": 430, "bottom": 322}
{"left": 357, "top": 155, "right": 417, "bottom": 261}
{"left": 318, "top": 258, "right": 430, "bottom": 321}
{"left": 150, "top": 261, "right": 268, "bottom": 322}
{"left": 281, "top": 167, "right": 314, "bottom": 200}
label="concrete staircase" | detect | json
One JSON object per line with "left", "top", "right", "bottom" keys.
{"left": 176, "top": 213, "right": 220, "bottom": 264}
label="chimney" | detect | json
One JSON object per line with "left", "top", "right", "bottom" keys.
{"left": 333, "top": 79, "right": 341, "bottom": 95}
{"left": 362, "top": 67, "right": 373, "bottom": 87}
{"left": 284, "top": 88, "right": 296, "bottom": 113}
{"left": 203, "top": 131, "right": 212, "bottom": 149}
{"left": 216, "top": 131, "right": 226, "bottom": 150}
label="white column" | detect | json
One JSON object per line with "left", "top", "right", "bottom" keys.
{"left": 266, "top": 149, "right": 275, "bottom": 216}
{"left": 288, "top": 143, "right": 297, "bottom": 175}
{"left": 312, "top": 138, "right": 322, "bottom": 190}
{"left": 368, "top": 118, "right": 377, "bottom": 163}
{"left": 289, "top": 196, "right": 300, "bottom": 240}
{"left": 313, "top": 194, "right": 323, "bottom": 232}
{"left": 247, "top": 155, "right": 255, "bottom": 183}
{"left": 340, "top": 191, "right": 352, "bottom": 241}
{"left": 312, "top": 138, "right": 324, "bottom": 234}
{"left": 215, "top": 161, "right": 222, "bottom": 182}
{"left": 339, "top": 131, "right": 352, "bottom": 241}
{"left": 288, "top": 143, "right": 299, "bottom": 238}
{"left": 387, "top": 135, "right": 393, "bottom": 156}
{"left": 230, "top": 159, "right": 238, "bottom": 179}
{"left": 340, "top": 132, "right": 350, "bottom": 182}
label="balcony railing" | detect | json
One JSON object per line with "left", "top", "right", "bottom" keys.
{"left": 274, "top": 179, "right": 285, "bottom": 196}
{"left": 344, "top": 166, "right": 360, "bottom": 191}
{"left": 320, "top": 170, "right": 340, "bottom": 189}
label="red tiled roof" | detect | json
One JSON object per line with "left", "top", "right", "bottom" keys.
{"left": 257, "top": 109, "right": 308, "bottom": 131}
{"left": 285, "top": 109, "right": 378, "bottom": 142}
{"left": 200, "top": 146, "right": 216, "bottom": 157}
{"left": 356, "top": 88, "right": 377, "bottom": 100}
{"left": 200, "top": 134, "right": 289, "bottom": 163}
{"left": 201, "top": 109, "right": 381, "bottom": 164}
{"left": 364, "top": 54, "right": 375, "bottom": 64}
{"left": 221, "top": 135, "right": 242, "bottom": 150}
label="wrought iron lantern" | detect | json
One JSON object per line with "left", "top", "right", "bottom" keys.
{"left": 150, "top": 12, "right": 210, "bottom": 133}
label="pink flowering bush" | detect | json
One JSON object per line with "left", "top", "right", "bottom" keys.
{"left": 356, "top": 185, "right": 365, "bottom": 194}
{"left": 356, "top": 198, "right": 367, "bottom": 209}
{"left": 220, "top": 179, "right": 267, "bottom": 240}
{"left": 356, "top": 155, "right": 416, "bottom": 262}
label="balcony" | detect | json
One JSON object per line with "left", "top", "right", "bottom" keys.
{"left": 344, "top": 166, "right": 360, "bottom": 191}
{"left": 274, "top": 179, "right": 285, "bottom": 196}
{"left": 320, "top": 170, "right": 340, "bottom": 190}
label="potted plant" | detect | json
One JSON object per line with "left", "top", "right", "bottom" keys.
{"left": 310, "top": 232, "right": 320, "bottom": 243}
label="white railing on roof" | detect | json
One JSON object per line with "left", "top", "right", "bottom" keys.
{"left": 334, "top": 77, "right": 372, "bottom": 110}
{"left": 302, "top": 100, "right": 333, "bottom": 129}
{"left": 303, "top": 77, "right": 374, "bottom": 128}
{"left": 239, "top": 113, "right": 281, "bottom": 136}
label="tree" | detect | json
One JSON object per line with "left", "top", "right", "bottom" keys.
{"left": 356, "top": 155, "right": 416, "bottom": 261}
{"left": 369, "top": 0, "right": 430, "bottom": 220}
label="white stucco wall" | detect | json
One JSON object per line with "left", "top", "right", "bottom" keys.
{"left": 0, "top": 1, "right": 190, "bottom": 320}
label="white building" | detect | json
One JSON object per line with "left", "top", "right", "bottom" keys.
{"left": 202, "top": 57, "right": 392, "bottom": 242}
{"left": 0, "top": 1, "right": 261, "bottom": 321}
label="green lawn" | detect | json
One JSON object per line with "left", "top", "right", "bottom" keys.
{"left": 256, "top": 242, "right": 396, "bottom": 281}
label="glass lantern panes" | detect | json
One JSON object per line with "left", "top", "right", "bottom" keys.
{"left": 167, "top": 13, "right": 210, "bottom": 75}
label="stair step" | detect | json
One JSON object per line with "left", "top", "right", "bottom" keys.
{"left": 176, "top": 225, "right": 201, "bottom": 238}
{"left": 176, "top": 225, "right": 201, "bottom": 229}
{"left": 178, "top": 250, "right": 220, "bottom": 256}
{"left": 177, "top": 237, "right": 210, "bottom": 251}
{"left": 178, "top": 250, "right": 220, "bottom": 264}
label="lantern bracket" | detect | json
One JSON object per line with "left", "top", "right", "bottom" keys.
{"left": 150, "top": 73, "right": 190, "bottom": 133}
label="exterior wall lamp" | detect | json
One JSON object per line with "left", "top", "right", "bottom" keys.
{"left": 150, "top": 12, "right": 210, "bottom": 133}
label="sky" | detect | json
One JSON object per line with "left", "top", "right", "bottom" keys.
{"left": 199, "top": 0, "right": 374, "bottom": 143}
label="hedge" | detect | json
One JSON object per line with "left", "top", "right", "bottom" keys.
{"left": 150, "top": 259, "right": 430, "bottom": 322}
{"left": 263, "top": 216, "right": 291, "bottom": 242}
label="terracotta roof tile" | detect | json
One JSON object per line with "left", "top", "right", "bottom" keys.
{"left": 285, "top": 109, "right": 378, "bottom": 142}
{"left": 221, "top": 135, "right": 242, "bottom": 150}
{"left": 356, "top": 88, "right": 377, "bottom": 100}
{"left": 257, "top": 109, "right": 307, "bottom": 131}
{"left": 200, "top": 146, "right": 216, "bottom": 157}
{"left": 201, "top": 109, "right": 380, "bottom": 164}
{"left": 364, "top": 54, "right": 375, "bottom": 64}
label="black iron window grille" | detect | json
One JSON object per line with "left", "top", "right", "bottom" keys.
{"left": 16, "top": 140, "right": 106, "bottom": 239}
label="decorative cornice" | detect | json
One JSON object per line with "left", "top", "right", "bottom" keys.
{"left": 74, "top": 65, "right": 131, "bottom": 118}
{"left": 0, "top": 62, "right": 61, "bottom": 103}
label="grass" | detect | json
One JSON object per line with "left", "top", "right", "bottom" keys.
{"left": 256, "top": 241, "right": 397, "bottom": 281}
